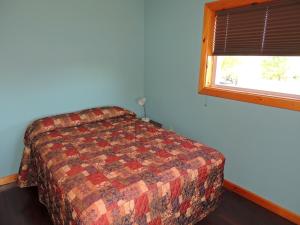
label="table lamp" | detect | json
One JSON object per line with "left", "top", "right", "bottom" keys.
{"left": 137, "top": 97, "right": 150, "bottom": 122}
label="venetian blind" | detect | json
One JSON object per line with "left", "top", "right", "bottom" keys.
{"left": 213, "top": 0, "right": 300, "bottom": 56}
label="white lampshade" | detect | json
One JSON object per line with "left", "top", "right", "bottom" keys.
{"left": 137, "top": 97, "right": 146, "bottom": 106}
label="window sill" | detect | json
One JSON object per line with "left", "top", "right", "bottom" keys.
{"left": 199, "top": 86, "right": 300, "bottom": 112}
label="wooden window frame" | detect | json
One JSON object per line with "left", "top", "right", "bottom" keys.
{"left": 198, "top": 0, "right": 300, "bottom": 112}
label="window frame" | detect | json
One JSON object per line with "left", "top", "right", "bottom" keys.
{"left": 198, "top": 0, "right": 300, "bottom": 112}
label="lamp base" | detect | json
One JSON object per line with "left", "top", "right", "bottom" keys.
{"left": 141, "top": 117, "right": 150, "bottom": 122}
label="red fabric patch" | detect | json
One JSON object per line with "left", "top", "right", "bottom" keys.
{"left": 112, "top": 146, "right": 121, "bottom": 152}
{"left": 198, "top": 166, "right": 208, "bottom": 183}
{"left": 51, "top": 143, "right": 63, "bottom": 150}
{"left": 205, "top": 186, "right": 213, "bottom": 200}
{"left": 102, "top": 122, "right": 111, "bottom": 127}
{"left": 42, "top": 118, "right": 54, "bottom": 127}
{"left": 149, "top": 217, "right": 162, "bottom": 225}
{"left": 70, "top": 114, "right": 81, "bottom": 121}
{"left": 178, "top": 154, "right": 188, "bottom": 161}
{"left": 111, "top": 180, "right": 125, "bottom": 189}
{"left": 147, "top": 127, "right": 157, "bottom": 133}
{"left": 148, "top": 165, "right": 160, "bottom": 174}
{"left": 134, "top": 193, "right": 149, "bottom": 217}
{"left": 179, "top": 169, "right": 188, "bottom": 176}
{"left": 19, "top": 170, "right": 28, "bottom": 179}
{"left": 125, "top": 161, "right": 142, "bottom": 170}
{"left": 78, "top": 127, "right": 88, "bottom": 132}
{"left": 54, "top": 186, "right": 63, "bottom": 198}
{"left": 125, "top": 135, "right": 135, "bottom": 140}
{"left": 180, "top": 200, "right": 190, "bottom": 213}
{"left": 87, "top": 173, "right": 107, "bottom": 185}
{"left": 93, "top": 214, "right": 109, "bottom": 225}
{"left": 111, "top": 131, "right": 119, "bottom": 137}
{"left": 84, "top": 137, "right": 94, "bottom": 143}
{"left": 65, "top": 149, "right": 78, "bottom": 156}
{"left": 105, "top": 155, "right": 120, "bottom": 163}
{"left": 137, "top": 147, "right": 148, "bottom": 153}
{"left": 97, "top": 141, "right": 109, "bottom": 147}
{"left": 156, "top": 150, "right": 172, "bottom": 158}
{"left": 67, "top": 166, "right": 84, "bottom": 176}
{"left": 93, "top": 108, "right": 104, "bottom": 116}
{"left": 181, "top": 141, "right": 194, "bottom": 149}
{"left": 163, "top": 139, "right": 173, "bottom": 145}
{"left": 50, "top": 131, "right": 62, "bottom": 138}
{"left": 80, "top": 155, "right": 88, "bottom": 161}
{"left": 170, "top": 178, "right": 181, "bottom": 199}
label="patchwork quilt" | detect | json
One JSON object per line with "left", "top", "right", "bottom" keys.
{"left": 18, "top": 106, "right": 225, "bottom": 225}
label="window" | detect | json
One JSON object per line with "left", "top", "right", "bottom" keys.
{"left": 199, "top": 0, "right": 300, "bottom": 111}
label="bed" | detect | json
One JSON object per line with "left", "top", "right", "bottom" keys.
{"left": 18, "top": 106, "right": 225, "bottom": 225}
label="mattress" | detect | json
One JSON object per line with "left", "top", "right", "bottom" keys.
{"left": 18, "top": 106, "right": 225, "bottom": 225}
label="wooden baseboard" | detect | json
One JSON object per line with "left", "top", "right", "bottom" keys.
{"left": 0, "top": 174, "right": 18, "bottom": 186}
{"left": 224, "top": 179, "right": 300, "bottom": 224}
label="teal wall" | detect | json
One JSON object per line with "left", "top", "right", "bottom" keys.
{"left": 145, "top": 0, "right": 300, "bottom": 214}
{"left": 0, "top": 0, "right": 144, "bottom": 177}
